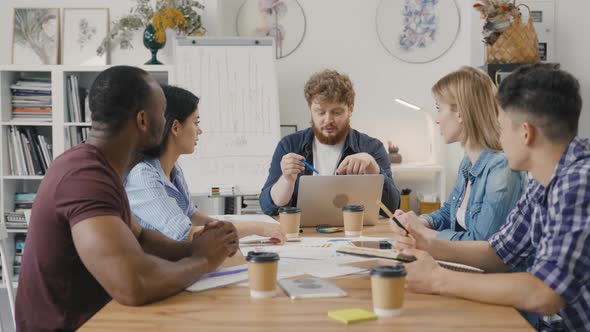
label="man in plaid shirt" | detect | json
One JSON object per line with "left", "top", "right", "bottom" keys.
{"left": 392, "top": 64, "right": 589, "bottom": 331}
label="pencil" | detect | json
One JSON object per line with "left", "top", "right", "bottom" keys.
{"left": 376, "top": 200, "right": 410, "bottom": 237}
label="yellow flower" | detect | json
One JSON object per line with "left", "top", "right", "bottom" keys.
{"left": 152, "top": 8, "right": 186, "bottom": 43}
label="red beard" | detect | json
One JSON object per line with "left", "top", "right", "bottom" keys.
{"left": 311, "top": 121, "right": 350, "bottom": 145}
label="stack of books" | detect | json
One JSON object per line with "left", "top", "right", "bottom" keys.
{"left": 10, "top": 78, "right": 52, "bottom": 121}
{"left": 7, "top": 126, "right": 52, "bottom": 175}
{"left": 4, "top": 212, "right": 28, "bottom": 229}
{"left": 4, "top": 192, "right": 35, "bottom": 229}
{"left": 66, "top": 75, "right": 90, "bottom": 123}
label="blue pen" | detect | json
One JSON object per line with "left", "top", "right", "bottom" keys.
{"left": 301, "top": 160, "right": 320, "bottom": 174}
{"left": 205, "top": 267, "right": 249, "bottom": 278}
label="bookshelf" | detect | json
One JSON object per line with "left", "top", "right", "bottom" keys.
{"left": 0, "top": 65, "right": 174, "bottom": 288}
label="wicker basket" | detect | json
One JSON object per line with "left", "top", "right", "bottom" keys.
{"left": 486, "top": 4, "right": 540, "bottom": 64}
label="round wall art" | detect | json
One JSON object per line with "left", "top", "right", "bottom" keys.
{"left": 236, "top": 0, "right": 306, "bottom": 59}
{"left": 376, "top": 0, "right": 461, "bottom": 63}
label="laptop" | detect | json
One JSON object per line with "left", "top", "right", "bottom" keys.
{"left": 296, "top": 175, "right": 384, "bottom": 227}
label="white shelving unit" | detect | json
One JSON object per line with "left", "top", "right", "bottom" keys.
{"left": 0, "top": 65, "right": 174, "bottom": 289}
{"left": 391, "top": 163, "right": 446, "bottom": 203}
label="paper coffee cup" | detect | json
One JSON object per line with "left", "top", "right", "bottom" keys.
{"left": 342, "top": 205, "right": 365, "bottom": 237}
{"left": 246, "top": 252, "right": 280, "bottom": 298}
{"left": 370, "top": 265, "right": 407, "bottom": 317}
{"left": 278, "top": 207, "right": 301, "bottom": 239}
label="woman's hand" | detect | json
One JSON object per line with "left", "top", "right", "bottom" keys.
{"left": 236, "top": 222, "right": 287, "bottom": 244}
{"left": 256, "top": 222, "right": 287, "bottom": 244}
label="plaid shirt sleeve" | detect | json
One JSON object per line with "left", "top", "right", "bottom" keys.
{"left": 488, "top": 179, "right": 540, "bottom": 267}
{"left": 529, "top": 168, "right": 590, "bottom": 304}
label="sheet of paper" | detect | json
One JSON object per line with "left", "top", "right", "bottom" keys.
{"left": 303, "top": 264, "right": 367, "bottom": 278}
{"left": 186, "top": 264, "right": 249, "bottom": 292}
{"left": 210, "top": 214, "right": 279, "bottom": 224}
{"left": 239, "top": 236, "right": 391, "bottom": 256}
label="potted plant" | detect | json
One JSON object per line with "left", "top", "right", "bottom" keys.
{"left": 97, "top": 0, "right": 206, "bottom": 64}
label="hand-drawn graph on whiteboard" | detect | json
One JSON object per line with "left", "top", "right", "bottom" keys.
{"left": 175, "top": 37, "right": 281, "bottom": 195}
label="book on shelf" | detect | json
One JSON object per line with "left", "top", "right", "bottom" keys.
{"left": 5, "top": 222, "right": 28, "bottom": 229}
{"left": 15, "top": 192, "right": 36, "bottom": 203}
{"left": 15, "top": 234, "right": 26, "bottom": 254}
{"left": 66, "top": 126, "right": 90, "bottom": 148}
{"left": 10, "top": 78, "right": 52, "bottom": 121}
{"left": 66, "top": 75, "right": 90, "bottom": 123}
{"left": 7, "top": 126, "right": 52, "bottom": 176}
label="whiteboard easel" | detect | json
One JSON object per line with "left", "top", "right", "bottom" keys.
{"left": 174, "top": 37, "right": 281, "bottom": 199}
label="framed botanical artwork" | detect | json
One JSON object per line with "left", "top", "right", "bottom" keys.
{"left": 236, "top": 0, "right": 306, "bottom": 59}
{"left": 12, "top": 8, "right": 60, "bottom": 65}
{"left": 62, "top": 8, "right": 109, "bottom": 65}
{"left": 376, "top": 0, "right": 461, "bottom": 64}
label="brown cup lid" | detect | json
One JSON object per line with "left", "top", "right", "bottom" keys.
{"left": 246, "top": 251, "right": 280, "bottom": 263}
{"left": 370, "top": 265, "right": 407, "bottom": 277}
{"left": 342, "top": 205, "right": 365, "bottom": 212}
{"left": 278, "top": 207, "right": 301, "bottom": 214}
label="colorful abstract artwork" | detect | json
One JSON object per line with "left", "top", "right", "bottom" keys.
{"left": 376, "top": 0, "right": 460, "bottom": 63}
{"left": 399, "top": 0, "right": 439, "bottom": 50}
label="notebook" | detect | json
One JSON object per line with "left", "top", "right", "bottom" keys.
{"left": 328, "top": 308, "right": 377, "bottom": 324}
{"left": 278, "top": 278, "right": 347, "bottom": 299}
{"left": 336, "top": 246, "right": 484, "bottom": 273}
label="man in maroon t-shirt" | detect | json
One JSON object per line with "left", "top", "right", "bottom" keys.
{"left": 15, "top": 66, "right": 239, "bottom": 331}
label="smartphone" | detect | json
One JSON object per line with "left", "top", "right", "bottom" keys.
{"left": 317, "top": 227, "right": 343, "bottom": 234}
{"left": 279, "top": 278, "right": 348, "bottom": 299}
{"left": 351, "top": 240, "right": 392, "bottom": 249}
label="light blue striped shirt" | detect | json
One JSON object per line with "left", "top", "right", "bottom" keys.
{"left": 124, "top": 158, "right": 197, "bottom": 241}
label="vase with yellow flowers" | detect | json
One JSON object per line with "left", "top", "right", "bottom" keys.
{"left": 97, "top": 0, "right": 206, "bottom": 64}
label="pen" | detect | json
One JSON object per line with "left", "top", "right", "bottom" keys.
{"left": 392, "top": 216, "right": 410, "bottom": 237}
{"left": 205, "top": 267, "right": 249, "bottom": 278}
{"left": 241, "top": 238, "right": 302, "bottom": 245}
{"left": 376, "top": 200, "right": 410, "bottom": 237}
{"left": 301, "top": 160, "right": 320, "bottom": 174}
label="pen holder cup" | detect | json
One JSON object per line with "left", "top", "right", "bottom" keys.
{"left": 399, "top": 195, "right": 410, "bottom": 212}
{"left": 418, "top": 201, "right": 440, "bottom": 215}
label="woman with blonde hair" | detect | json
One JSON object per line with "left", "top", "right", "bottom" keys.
{"left": 393, "top": 66, "right": 526, "bottom": 241}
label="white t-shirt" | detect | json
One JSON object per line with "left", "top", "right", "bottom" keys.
{"left": 456, "top": 181, "right": 471, "bottom": 230}
{"left": 312, "top": 138, "right": 345, "bottom": 176}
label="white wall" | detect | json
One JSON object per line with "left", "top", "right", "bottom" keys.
{"left": 219, "top": 0, "right": 476, "bottom": 199}
{"left": 555, "top": 1, "right": 590, "bottom": 139}
{"left": 1, "top": 0, "right": 588, "bottom": 201}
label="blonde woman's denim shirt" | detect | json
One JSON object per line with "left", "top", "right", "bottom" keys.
{"left": 422, "top": 150, "right": 527, "bottom": 241}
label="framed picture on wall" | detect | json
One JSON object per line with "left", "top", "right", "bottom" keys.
{"left": 236, "top": 0, "right": 306, "bottom": 59}
{"left": 376, "top": 0, "right": 460, "bottom": 64}
{"left": 12, "top": 8, "right": 60, "bottom": 65}
{"left": 62, "top": 8, "right": 109, "bottom": 65}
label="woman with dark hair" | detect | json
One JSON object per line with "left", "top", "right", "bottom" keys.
{"left": 125, "top": 85, "right": 285, "bottom": 242}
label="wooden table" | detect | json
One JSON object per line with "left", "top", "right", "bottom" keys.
{"left": 81, "top": 222, "right": 534, "bottom": 331}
